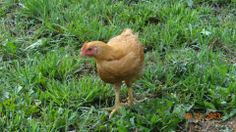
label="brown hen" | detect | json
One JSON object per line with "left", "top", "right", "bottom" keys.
{"left": 80, "top": 29, "right": 144, "bottom": 118}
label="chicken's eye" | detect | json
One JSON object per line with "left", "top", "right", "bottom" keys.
{"left": 87, "top": 48, "right": 92, "bottom": 51}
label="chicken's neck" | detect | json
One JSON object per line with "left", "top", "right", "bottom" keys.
{"left": 95, "top": 44, "right": 124, "bottom": 61}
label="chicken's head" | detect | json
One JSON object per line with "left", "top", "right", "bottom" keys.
{"left": 80, "top": 43, "right": 98, "bottom": 57}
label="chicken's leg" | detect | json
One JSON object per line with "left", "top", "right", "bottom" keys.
{"left": 127, "top": 86, "right": 147, "bottom": 105}
{"left": 109, "top": 83, "right": 122, "bottom": 118}
{"left": 126, "top": 81, "right": 137, "bottom": 105}
{"left": 126, "top": 80, "right": 148, "bottom": 106}
{"left": 128, "top": 87, "right": 134, "bottom": 105}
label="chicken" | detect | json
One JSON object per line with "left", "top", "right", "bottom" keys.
{"left": 80, "top": 29, "right": 144, "bottom": 118}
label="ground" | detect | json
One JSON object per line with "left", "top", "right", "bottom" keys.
{"left": 0, "top": 0, "right": 236, "bottom": 131}
{"left": 185, "top": 112, "right": 236, "bottom": 131}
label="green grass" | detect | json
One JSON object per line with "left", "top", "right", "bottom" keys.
{"left": 0, "top": 0, "right": 236, "bottom": 131}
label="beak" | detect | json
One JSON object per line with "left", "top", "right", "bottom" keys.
{"left": 80, "top": 51, "right": 85, "bottom": 57}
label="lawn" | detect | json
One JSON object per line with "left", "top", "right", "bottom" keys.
{"left": 0, "top": 0, "right": 236, "bottom": 131}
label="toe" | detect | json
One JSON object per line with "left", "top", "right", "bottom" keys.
{"left": 135, "top": 97, "right": 148, "bottom": 103}
{"left": 108, "top": 103, "right": 128, "bottom": 118}
{"left": 109, "top": 107, "right": 119, "bottom": 119}
{"left": 103, "top": 106, "right": 115, "bottom": 111}
{"left": 128, "top": 97, "right": 148, "bottom": 105}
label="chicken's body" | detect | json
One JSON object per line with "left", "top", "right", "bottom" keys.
{"left": 80, "top": 29, "right": 144, "bottom": 118}
{"left": 96, "top": 29, "right": 144, "bottom": 84}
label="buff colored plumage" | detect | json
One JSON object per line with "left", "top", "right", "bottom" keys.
{"left": 80, "top": 29, "right": 144, "bottom": 118}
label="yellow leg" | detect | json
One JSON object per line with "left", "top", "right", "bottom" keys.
{"left": 109, "top": 83, "right": 122, "bottom": 118}
{"left": 127, "top": 86, "right": 147, "bottom": 105}
{"left": 128, "top": 87, "right": 134, "bottom": 105}
{"left": 126, "top": 81, "right": 137, "bottom": 105}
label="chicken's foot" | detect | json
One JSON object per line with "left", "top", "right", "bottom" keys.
{"left": 108, "top": 83, "right": 123, "bottom": 118}
{"left": 103, "top": 102, "right": 127, "bottom": 111}
{"left": 127, "top": 87, "right": 147, "bottom": 105}
{"left": 106, "top": 84, "right": 147, "bottom": 118}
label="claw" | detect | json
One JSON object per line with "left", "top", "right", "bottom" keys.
{"left": 127, "top": 97, "right": 148, "bottom": 105}
{"left": 109, "top": 106, "right": 120, "bottom": 119}
{"left": 103, "top": 106, "right": 115, "bottom": 111}
{"left": 134, "top": 97, "right": 148, "bottom": 103}
{"left": 107, "top": 103, "right": 128, "bottom": 119}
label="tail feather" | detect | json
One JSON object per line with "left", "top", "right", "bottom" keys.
{"left": 108, "top": 28, "right": 138, "bottom": 44}
{"left": 121, "top": 28, "right": 134, "bottom": 36}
